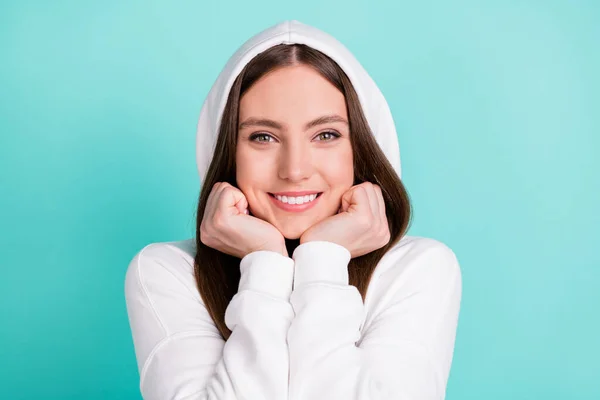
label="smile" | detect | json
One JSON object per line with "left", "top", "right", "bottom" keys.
{"left": 268, "top": 192, "right": 323, "bottom": 212}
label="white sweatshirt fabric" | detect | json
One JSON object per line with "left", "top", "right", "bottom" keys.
{"left": 125, "top": 20, "right": 462, "bottom": 400}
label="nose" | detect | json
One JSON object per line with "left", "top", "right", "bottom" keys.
{"left": 278, "top": 140, "right": 313, "bottom": 182}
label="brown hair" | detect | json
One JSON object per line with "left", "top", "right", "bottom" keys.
{"left": 194, "top": 44, "right": 412, "bottom": 340}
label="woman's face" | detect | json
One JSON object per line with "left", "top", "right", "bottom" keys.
{"left": 236, "top": 65, "right": 354, "bottom": 240}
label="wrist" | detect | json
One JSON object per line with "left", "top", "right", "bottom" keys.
{"left": 299, "top": 233, "right": 311, "bottom": 245}
{"left": 280, "top": 245, "right": 288, "bottom": 258}
{"left": 254, "top": 242, "right": 288, "bottom": 258}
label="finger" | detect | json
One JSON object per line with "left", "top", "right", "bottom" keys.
{"left": 234, "top": 188, "right": 249, "bottom": 214}
{"left": 215, "top": 181, "right": 230, "bottom": 195}
{"left": 207, "top": 181, "right": 220, "bottom": 197}
{"left": 237, "top": 194, "right": 249, "bottom": 215}
{"left": 341, "top": 185, "right": 368, "bottom": 214}
{"left": 362, "top": 183, "right": 380, "bottom": 222}
{"left": 340, "top": 186, "right": 356, "bottom": 212}
{"left": 373, "top": 184, "right": 387, "bottom": 224}
{"left": 204, "top": 182, "right": 222, "bottom": 218}
{"left": 208, "top": 182, "right": 226, "bottom": 206}
{"left": 220, "top": 185, "right": 248, "bottom": 215}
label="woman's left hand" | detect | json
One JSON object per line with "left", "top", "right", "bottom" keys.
{"left": 300, "top": 182, "right": 391, "bottom": 258}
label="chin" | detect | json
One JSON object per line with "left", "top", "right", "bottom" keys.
{"left": 277, "top": 223, "right": 310, "bottom": 240}
{"left": 281, "top": 228, "right": 304, "bottom": 240}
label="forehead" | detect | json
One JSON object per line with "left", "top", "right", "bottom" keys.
{"left": 239, "top": 65, "right": 347, "bottom": 123}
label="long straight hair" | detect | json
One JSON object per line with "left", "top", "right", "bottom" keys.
{"left": 194, "top": 44, "right": 412, "bottom": 340}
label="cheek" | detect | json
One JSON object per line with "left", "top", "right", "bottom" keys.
{"left": 314, "top": 147, "right": 354, "bottom": 218}
{"left": 235, "top": 148, "right": 274, "bottom": 197}
{"left": 320, "top": 146, "right": 354, "bottom": 186}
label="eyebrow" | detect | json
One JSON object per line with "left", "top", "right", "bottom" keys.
{"left": 238, "top": 114, "right": 349, "bottom": 131}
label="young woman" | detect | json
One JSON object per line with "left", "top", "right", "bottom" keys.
{"left": 125, "top": 20, "right": 462, "bottom": 400}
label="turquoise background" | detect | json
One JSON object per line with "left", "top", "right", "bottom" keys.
{"left": 1, "top": 0, "right": 598, "bottom": 398}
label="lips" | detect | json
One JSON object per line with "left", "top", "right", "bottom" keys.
{"left": 268, "top": 192, "right": 322, "bottom": 201}
{"left": 269, "top": 191, "right": 322, "bottom": 197}
{"left": 268, "top": 192, "right": 323, "bottom": 212}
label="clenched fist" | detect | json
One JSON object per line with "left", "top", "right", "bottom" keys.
{"left": 200, "top": 182, "right": 288, "bottom": 258}
{"left": 300, "top": 182, "right": 391, "bottom": 258}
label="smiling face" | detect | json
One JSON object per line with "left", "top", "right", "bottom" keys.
{"left": 236, "top": 64, "right": 354, "bottom": 239}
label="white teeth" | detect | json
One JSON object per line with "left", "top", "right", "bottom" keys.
{"left": 274, "top": 193, "right": 319, "bottom": 204}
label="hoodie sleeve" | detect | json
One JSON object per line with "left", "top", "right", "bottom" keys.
{"left": 287, "top": 240, "right": 462, "bottom": 400}
{"left": 124, "top": 244, "right": 295, "bottom": 400}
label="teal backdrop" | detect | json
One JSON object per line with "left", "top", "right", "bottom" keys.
{"left": 1, "top": 1, "right": 598, "bottom": 399}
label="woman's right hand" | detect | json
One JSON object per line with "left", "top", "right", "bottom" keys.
{"left": 200, "top": 182, "right": 288, "bottom": 259}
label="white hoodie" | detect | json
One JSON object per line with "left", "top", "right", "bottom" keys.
{"left": 125, "top": 20, "right": 462, "bottom": 400}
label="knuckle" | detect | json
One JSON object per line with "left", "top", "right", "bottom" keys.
{"left": 381, "top": 226, "right": 391, "bottom": 241}
{"left": 383, "top": 230, "right": 391, "bottom": 241}
{"left": 220, "top": 186, "right": 235, "bottom": 197}
{"left": 200, "top": 219, "right": 212, "bottom": 234}
{"left": 199, "top": 226, "right": 211, "bottom": 245}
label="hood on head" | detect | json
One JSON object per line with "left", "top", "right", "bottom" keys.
{"left": 195, "top": 20, "right": 401, "bottom": 186}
